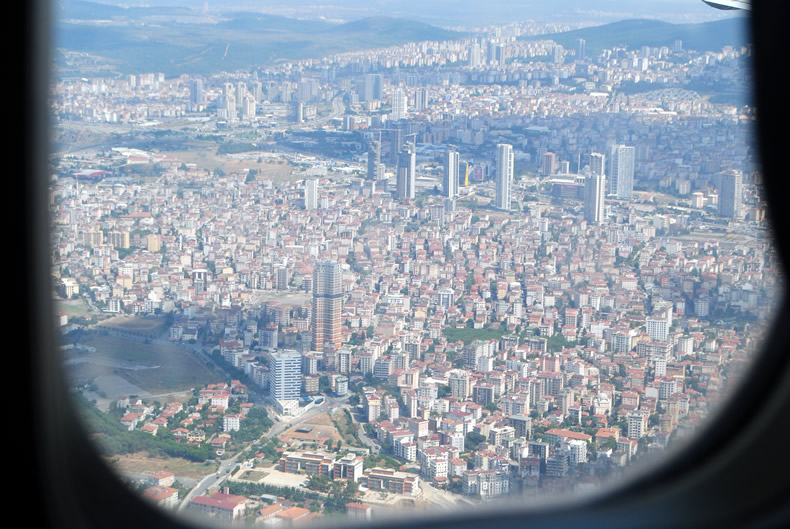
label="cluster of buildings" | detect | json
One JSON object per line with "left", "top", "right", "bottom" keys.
{"left": 53, "top": 16, "right": 778, "bottom": 512}
{"left": 118, "top": 381, "right": 254, "bottom": 451}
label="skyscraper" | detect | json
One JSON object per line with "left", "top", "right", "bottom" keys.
{"left": 590, "top": 152, "right": 606, "bottom": 177}
{"left": 542, "top": 152, "right": 556, "bottom": 176}
{"left": 312, "top": 261, "right": 343, "bottom": 353}
{"left": 189, "top": 79, "right": 203, "bottom": 110}
{"left": 576, "top": 38, "right": 586, "bottom": 60}
{"left": 304, "top": 179, "right": 318, "bottom": 210}
{"left": 414, "top": 88, "right": 428, "bottom": 112}
{"left": 719, "top": 170, "right": 743, "bottom": 218}
{"left": 235, "top": 82, "right": 245, "bottom": 110}
{"left": 608, "top": 145, "right": 635, "bottom": 200}
{"left": 391, "top": 88, "right": 407, "bottom": 121}
{"left": 444, "top": 148, "right": 459, "bottom": 199}
{"left": 267, "top": 350, "right": 302, "bottom": 401}
{"left": 495, "top": 144, "right": 514, "bottom": 211}
{"left": 584, "top": 171, "right": 606, "bottom": 225}
{"left": 363, "top": 73, "right": 383, "bottom": 101}
{"left": 469, "top": 41, "right": 482, "bottom": 68}
{"left": 367, "top": 139, "right": 384, "bottom": 180}
{"left": 396, "top": 145, "right": 416, "bottom": 202}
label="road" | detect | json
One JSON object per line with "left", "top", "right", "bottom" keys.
{"left": 347, "top": 407, "right": 380, "bottom": 453}
{"left": 177, "top": 394, "right": 355, "bottom": 511}
{"left": 178, "top": 456, "right": 238, "bottom": 511}
{"left": 418, "top": 480, "right": 464, "bottom": 509}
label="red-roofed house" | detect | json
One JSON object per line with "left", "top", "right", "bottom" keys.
{"left": 189, "top": 492, "right": 247, "bottom": 521}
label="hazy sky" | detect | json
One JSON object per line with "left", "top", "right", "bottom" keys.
{"left": 95, "top": 0, "right": 741, "bottom": 27}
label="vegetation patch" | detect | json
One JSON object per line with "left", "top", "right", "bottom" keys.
{"left": 444, "top": 327, "right": 508, "bottom": 345}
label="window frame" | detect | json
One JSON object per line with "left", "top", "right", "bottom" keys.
{"left": 26, "top": 2, "right": 790, "bottom": 529}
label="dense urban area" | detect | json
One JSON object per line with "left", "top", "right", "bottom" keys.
{"left": 50, "top": 9, "right": 780, "bottom": 527}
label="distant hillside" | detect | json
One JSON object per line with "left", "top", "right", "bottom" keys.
{"left": 333, "top": 16, "right": 462, "bottom": 43}
{"left": 54, "top": 2, "right": 465, "bottom": 76}
{"left": 522, "top": 17, "right": 749, "bottom": 54}
{"left": 214, "top": 13, "right": 336, "bottom": 34}
{"left": 57, "top": 0, "right": 195, "bottom": 20}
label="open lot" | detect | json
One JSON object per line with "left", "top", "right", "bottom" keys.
{"left": 56, "top": 298, "right": 93, "bottom": 318}
{"left": 107, "top": 451, "right": 218, "bottom": 481}
{"left": 239, "top": 470, "right": 268, "bottom": 482}
{"left": 170, "top": 147, "right": 297, "bottom": 182}
{"left": 332, "top": 409, "right": 365, "bottom": 448}
{"left": 256, "top": 465, "right": 309, "bottom": 488}
{"left": 278, "top": 412, "right": 343, "bottom": 446}
{"left": 248, "top": 291, "right": 311, "bottom": 306}
{"left": 63, "top": 332, "right": 220, "bottom": 393}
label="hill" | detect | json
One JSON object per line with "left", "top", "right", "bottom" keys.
{"left": 521, "top": 17, "right": 749, "bottom": 54}
{"left": 54, "top": 3, "right": 465, "bottom": 76}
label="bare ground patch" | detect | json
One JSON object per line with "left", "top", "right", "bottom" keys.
{"left": 107, "top": 451, "right": 218, "bottom": 480}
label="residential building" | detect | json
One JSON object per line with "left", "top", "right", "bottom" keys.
{"left": 719, "top": 169, "right": 743, "bottom": 218}
{"left": 608, "top": 145, "right": 635, "bottom": 199}
{"left": 312, "top": 261, "right": 343, "bottom": 352}
{"left": 495, "top": 144, "right": 513, "bottom": 210}
{"left": 444, "top": 148, "right": 459, "bottom": 199}
{"left": 267, "top": 350, "right": 301, "bottom": 401}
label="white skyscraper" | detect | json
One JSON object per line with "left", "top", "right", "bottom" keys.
{"left": 584, "top": 172, "right": 606, "bottom": 225}
{"left": 590, "top": 152, "right": 606, "bottom": 177}
{"left": 268, "top": 350, "right": 302, "bottom": 401}
{"left": 364, "top": 73, "right": 383, "bottom": 101}
{"left": 608, "top": 145, "right": 635, "bottom": 200}
{"left": 236, "top": 81, "right": 247, "bottom": 112}
{"left": 469, "top": 41, "right": 482, "bottom": 68}
{"left": 495, "top": 144, "right": 514, "bottom": 211}
{"left": 719, "top": 170, "right": 743, "bottom": 218}
{"left": 576, "top": 38, "right": 586, "bottom": 60}
{"left": 305, "top": 179, "right": 318, "bottom": 210}
{"left": 391, "top": 88, "right": 408, "bottom": 121}
{"left": 444, "top": 148, "right": 459, "bottom": 199}
{"left": 396, "top": 145, "right": 416, "bottom": 202}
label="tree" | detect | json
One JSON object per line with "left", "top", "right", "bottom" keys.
{"left": 465, "top": 432, "right": 486, "bottom": 452}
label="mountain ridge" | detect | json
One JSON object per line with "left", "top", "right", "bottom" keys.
{"left": 522, "top": 17, "right": 749, "bottom": 53}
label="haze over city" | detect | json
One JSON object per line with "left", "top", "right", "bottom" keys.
{"left": 50, "top": 1, "right": 775, "bottom": 525}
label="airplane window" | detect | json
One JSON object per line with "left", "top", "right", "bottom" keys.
{"left": 47, "top": 1, "right": 780, "bottom": 526}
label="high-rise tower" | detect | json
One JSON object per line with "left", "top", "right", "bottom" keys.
{"left": 312, "top": 261, "right": 343, "bottom": 353}
{"left": 469, "top": 41, "right": 482, "bottom": 68}
{"left": 189, "top": 79, "right": 203, "bottom": 110}
{"left": 584, "top": 171, "right": 606, "bottom": 225}
{"left": 590, "top": 152, "right": 606, "bottom": 177}
{"left": 391, "top": 88, "right": 407, "bottom": 121}
{"left": 608, "top": 145, "right": 635, "bottom": 200}
{"left": 267, "top": 350, "right": 302, "bottom": 401}
{"left": 367, "top": 139, "right": 384, "bottom": 181}
{"left": 363, "top": 74, "right": 383, "bottom": 101}
{"left": 304, "top": 179, "right": 318, "bottom": 210}
{"left": 396, "top": 145, "right": 416, "bottom": 202}
{"left": 542, "top": 152, "right": 556, "bottom": 176}
{"left": 444, "top": 148, "right": 459, "bottom": 199}
{"left": 719, "top": 170, "right": 743, "bottom": 218}
{"left": 495, "top": 144, "right": 514, "bottom": 211}
{"left": 576, "top": 38, "right": 586, "bottom": 60}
